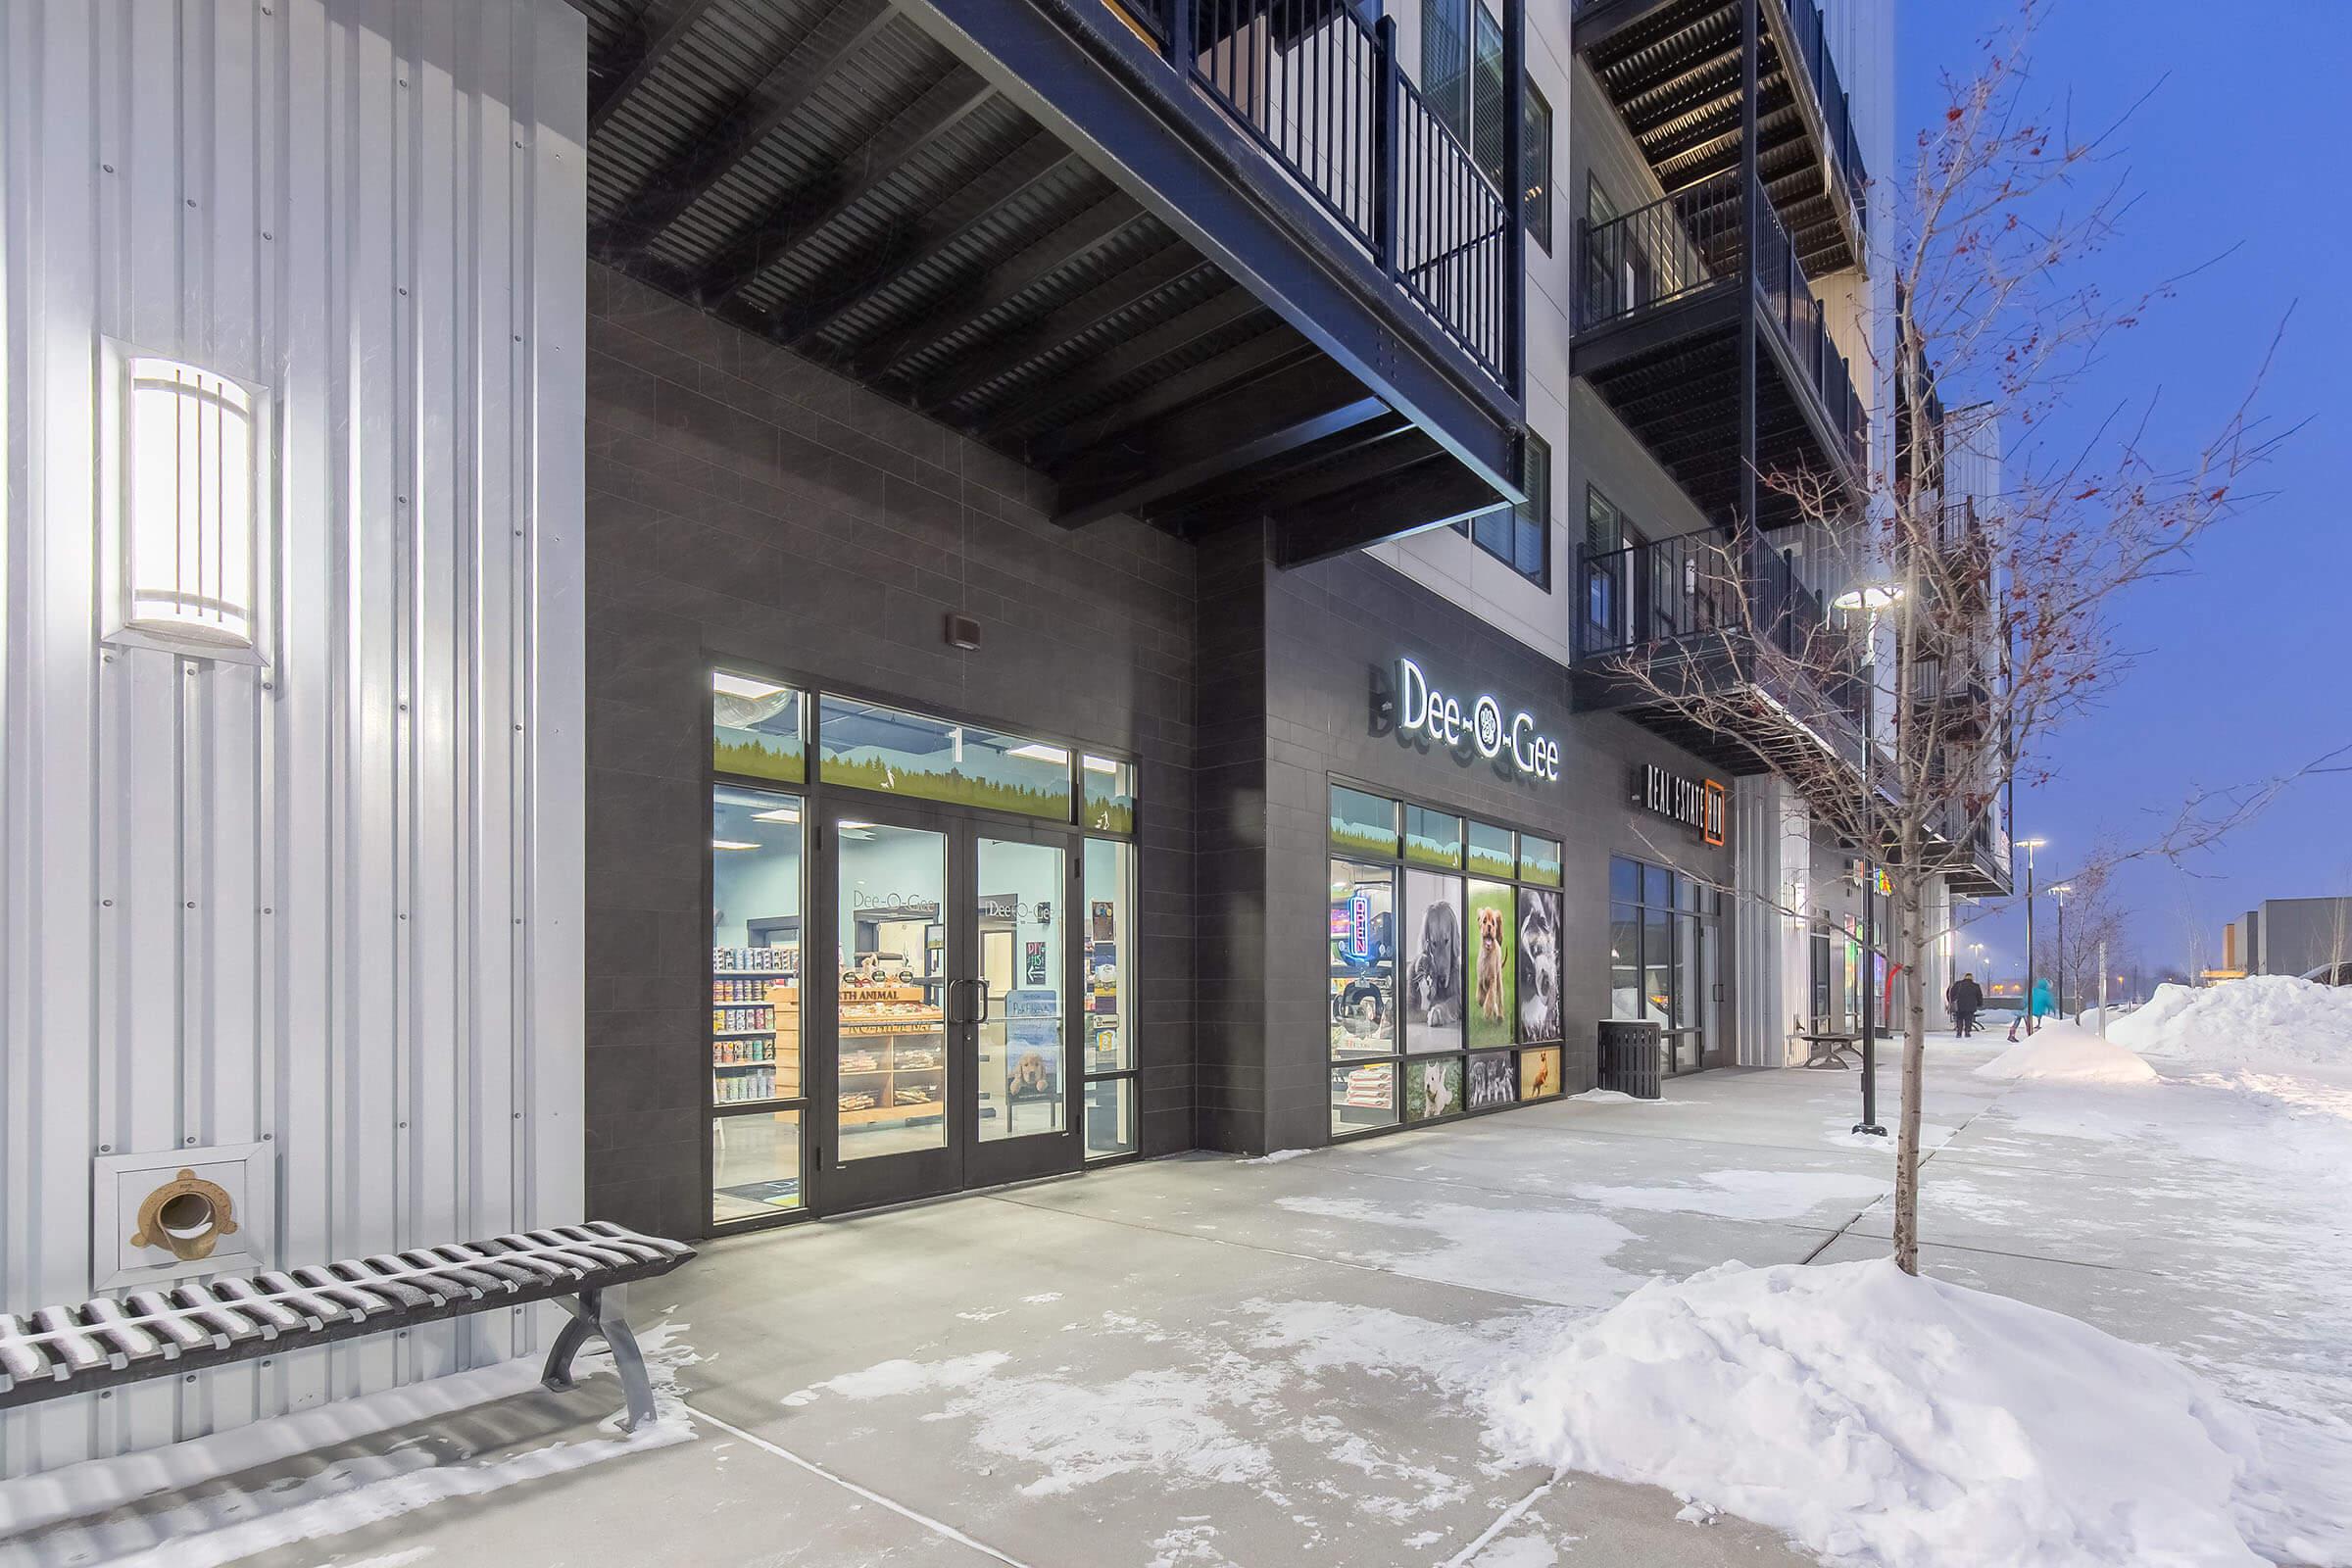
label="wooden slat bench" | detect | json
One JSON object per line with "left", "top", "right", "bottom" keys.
{"left": 0, "top": 1222, "right": 695, "bottom": 1432}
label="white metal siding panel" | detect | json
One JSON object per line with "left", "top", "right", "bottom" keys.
{"left": 0, "top": 0, "right": 587, "bottom": 1475}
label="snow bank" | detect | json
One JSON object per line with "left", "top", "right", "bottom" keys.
{"left": 2110, "top": 976, "right": 2352, "bottom": 1066}
{"left": 1972, "top": 1019, "right": 2157, "bottom": 1085}
{"left": 1484, "top": 1258, "right": 2281, "bottom": 1568}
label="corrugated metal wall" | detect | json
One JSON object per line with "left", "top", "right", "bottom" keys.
{"left": 0, "top": 0, "right": 586, "bottom": 1474}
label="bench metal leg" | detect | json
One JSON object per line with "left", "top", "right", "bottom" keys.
{"left": 540, "top": 1285, "right": 660, "bottom": 1433}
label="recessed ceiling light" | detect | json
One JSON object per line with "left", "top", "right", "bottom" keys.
{"left": 1081, "top": 754, "right": 1121, "bottom": 775}
{"left": 712, "top": 839, "right": 760, "bottom": 852}
{"left": 750, "top": 807, "right": 801, "bottom": 823}
{"left": 712, "top": 671, "right": 787, "bottom": 701}
{"left": 1005, "top": 742, "right": 1070, "bottom": 766}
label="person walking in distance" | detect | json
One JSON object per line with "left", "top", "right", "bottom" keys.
{"left": 1951, "top": 971, "right": 1984, "bottom": 1038}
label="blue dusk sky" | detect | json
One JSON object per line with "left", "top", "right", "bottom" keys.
{"left": 1899, "top": 2, "right": 2352, "bottom": 984}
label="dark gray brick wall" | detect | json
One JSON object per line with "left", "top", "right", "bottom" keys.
{"left": 584, "top": 265, "right": 1199, "bottom": 1239}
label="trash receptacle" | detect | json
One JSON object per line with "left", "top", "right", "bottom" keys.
{"left": 1596, "top": 1020, "right": 1663, "bottom": 1100}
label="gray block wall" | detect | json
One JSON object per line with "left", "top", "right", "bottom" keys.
{"left": 583, "top": 265, "right": 1200, "bottom": 1237}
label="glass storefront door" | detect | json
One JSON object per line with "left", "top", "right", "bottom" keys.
{"left": 815, "top": 798, "right": 1080, "bottom": 1213}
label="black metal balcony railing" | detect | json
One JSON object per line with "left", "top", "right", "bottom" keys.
{"left": 1579, "top": 180, "right": 1735, "bottom": 326}
{"left": 1578, "top": 172, "right": 1864, "bottom": 472}
{"left": 1780, "top": 0, "right": 1868, "bottom": 234}
{"left": 1576, "top": 533, "right": 1867, "bottom": 728}
{"left": 1125, "top": 0, "right": 1515, "bottom": 385}
{"left": 1752, "top": 196, "right": 1865, "bottom": 469}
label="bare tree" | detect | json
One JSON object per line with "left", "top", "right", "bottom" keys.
{"left": 1591, "top": 1, "right": 2288, "bottom": 1274}
{"left": 2028, "top": 857, "right": 2132, "bottom": 1019}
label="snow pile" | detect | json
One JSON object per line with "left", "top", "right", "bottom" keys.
{"left": 2111, "top": 976, "right": 2352, "bottom": 1066}
{"left": 1483, "top": 1258, "right": 2285, "bottom": 1568}
{"left": 1972, "top": 1018, "right": 2158, "bottom": 1085}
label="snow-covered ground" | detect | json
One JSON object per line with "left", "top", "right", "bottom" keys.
{"left": 5, "top": 1012, "right": 2349, "bottom": 1568}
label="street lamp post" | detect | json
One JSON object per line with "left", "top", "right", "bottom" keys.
{"left": 1833, "top": 582, "right": 1902, "bottom": 1137}
{"left": 2017, "top": 837, "right": 2047, "bottom": 1035}
{"left": 2048, "top": 883, "right": 2074, "bottom": 1020}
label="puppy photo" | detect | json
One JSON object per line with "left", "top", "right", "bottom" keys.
{"left": 1407, "top": 1055, "right": 1462, "bottom": 1120}
{"left": 1009, "top": 1051, "right": 1054, "bottom": 1099}
{"left": 1517, "top": 887, "right": 1562, "bottom": 1043}
{"left": 1467, "top": 1051, "right": 1515, "bottom": 1109}
{"left": 1476, "top": 906, "right": 1506, "bottom": 1024}
{"left": 1404, "top": 871, "right": 1464, "bottom": 1047}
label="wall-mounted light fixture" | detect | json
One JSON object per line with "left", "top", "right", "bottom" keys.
{"left": 105, "top": 348, "right": 271, "bottom": 662}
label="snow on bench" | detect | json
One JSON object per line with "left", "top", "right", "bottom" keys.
{"left": 0, "top": 1222, "right": 695, "bottom": 1431}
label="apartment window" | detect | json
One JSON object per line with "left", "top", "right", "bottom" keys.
{"left": 1470, "top": 4, "right": 1505, "bottom": 187}
{"left": 1455, "top": 432, "right": 1550, "bottom": 590}
{"left": 1425, "top": 0, "right": 1545, "bottom": 246}
{"left": 1583, "top": 487, "right": 1626, "bottom": 647}
{"left": 1524, "top": 84, "right": 1554, "bottom": 253}
{"left": 1423, "top": 0, "right": 1471, "bottom": 137}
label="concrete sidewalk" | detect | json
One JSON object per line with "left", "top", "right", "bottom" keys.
{"left": 6, "top": 1037, "right": 2338, "bottom": 1568}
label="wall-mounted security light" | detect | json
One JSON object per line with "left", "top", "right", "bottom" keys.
{"left": 114, "top": 354, "right": 269, "bottom": 659}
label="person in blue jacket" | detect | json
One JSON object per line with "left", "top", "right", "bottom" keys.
{"left": 2031, "top": 977, "right": 2055, "bottom": 1018}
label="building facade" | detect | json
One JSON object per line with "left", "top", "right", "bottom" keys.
{"left": 2, "top": 0, "right": 2009, "bottom": 1473}
{"left": 2225, "top": 899, "right": 2352, "bottom": 980}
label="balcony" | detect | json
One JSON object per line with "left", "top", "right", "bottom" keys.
{"left": 1574, "top": 172, "right": 1864, "bottom": 529}
{"left": 579, "top": 0, "right": 1527, "bottom": 565}
{"left": 1573, "top": 0, "right": 1868, "bottom": 277}
{"left": 1573, "top": 532, "right": 1873, "bottom": 805}
{"left": 1927, "top": 802, "right": 2012, "bottom": 898}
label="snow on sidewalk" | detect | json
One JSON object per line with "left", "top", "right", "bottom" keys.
{"left": 1482, "top": 1258, "right": 2306, "bottom": 1568}
{"left": 1971, "top": 1018, "right": 2158, "bottom": 1085}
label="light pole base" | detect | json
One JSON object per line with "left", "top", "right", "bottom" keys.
{"left": 1852, "top": 1122, "right": 1887, "bottom": 1137}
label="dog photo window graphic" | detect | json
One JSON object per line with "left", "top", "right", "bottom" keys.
{"left": 1465, "top": 879, "right": 1515, "bottom": 1052}
{"left": 1402, "top": 869, "right": 1467, "bottom": 1053}
{"left": 1517, "top": 885, "right": 1563, "bottom": 1044}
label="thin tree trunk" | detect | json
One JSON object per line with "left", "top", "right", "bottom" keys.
{"left": 1892, "top": 875, "right": 1930, "bottom": 1275}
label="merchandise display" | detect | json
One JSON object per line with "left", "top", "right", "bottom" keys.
{"left": 1329, "top": 1059, "right": 1394, "bottom": 1139}
{"left": 1329, "top": 859, "right": 1396, "bottom": 1056}
{"left": 712, "top": 945, "right": 801, "bottom": 1107}
{"left": 836, "top": 980, "right": 947, "bottom": 1130}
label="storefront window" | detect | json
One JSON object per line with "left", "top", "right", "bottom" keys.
{"left": 1403, "top": 805, "right": 1463, "bottom": 868}
{"left": 1335, "top": 787, "right": 1569, "bottom": 1134}
{"left": 1608, "top": 854, "right": 1719, "bottom": 1070}
{"left": 817, "top": 695, "right": 1072, "bottom": 821}
{"left": 1330, "top": 785, "right": 1399, "bottom": 858}
{"left": 1401, "top": 869, "right": 1466, "bottom": 1054}
{"left": 1082, "top": 837, "right": 1138, "bottom": 1161}
{"left": 1466, "top": 819, "right": 1514, "bottom": 879}
{"left": 712, "top": 670, "right": 804, "bottom": 782}
{"left": 1465, "top": 878, "right": 1516, "bottom": 1051}
{"left": 1329, "top": 859, "right": 1396, "bottom": 1059}
{"left": 1083, "top": 754, "right": 1135, "bottom": 834}
{"left": 711, "top": 783, "right": 807, "bottom": 1226}
{"left": 1517, "top": 885, "right": 1562, "bottom": 1043}
{"left": 712, "top": 1109, "right": 802, "bottom": 1222}
{"left": 1084, "top": 1076, "right": 1136, "bottom": 1159}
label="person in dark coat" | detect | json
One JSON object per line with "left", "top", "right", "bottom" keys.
{"left": 1951, "top": 972, "right": 1984, "bottom": 1036}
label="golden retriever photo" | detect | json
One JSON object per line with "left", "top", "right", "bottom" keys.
{"left": 1476, "top": 906, "right": 1506, "bottom": 1024}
